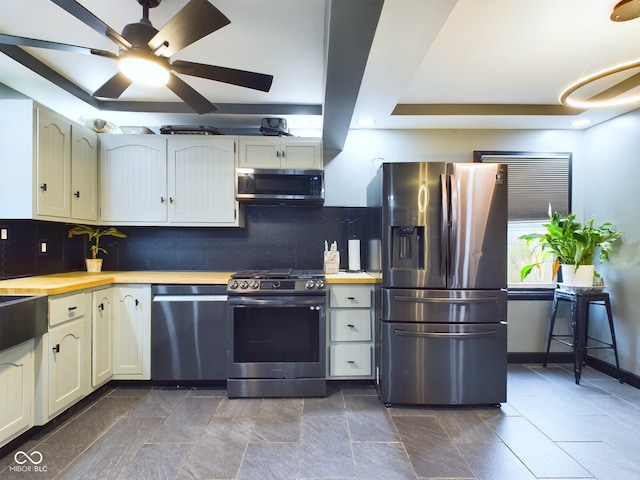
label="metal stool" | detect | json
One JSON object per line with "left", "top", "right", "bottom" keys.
{"left": 543, "top": 288, "right": 622, "bottom": 384}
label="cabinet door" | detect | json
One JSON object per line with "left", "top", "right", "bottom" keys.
{"left": 99, "top": 135, "right": 167, "bottom": 223}
{"left": 0, "top": 340, "right": 34, "bottom": 447}
{"left": 168, "top": 137, "right": 238, "bottom": 224}
{"left": 91, "top": 288, "right": 113, "bottom": 388}
{"left": 281, "top": 139, "right": 322, "bottom": 169}
{"left": 70, "top": 124, "right": 98, "bottom": 222}
{"left": 36, "top": 108, "right": 71, "bottom": 218}
{"left": 238, "top": 137, "right": 280, "bottom": 168}
{"left": 113, "top": 286, "right": 151, "bottom": 378}
{"left": 48, "top": 317, "right": 85, "bottom": 417}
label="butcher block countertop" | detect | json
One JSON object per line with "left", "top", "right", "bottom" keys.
{"left": 0, "top": 270, "right": 377, "bottom": 295}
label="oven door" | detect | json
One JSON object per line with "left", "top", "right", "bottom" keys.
{"left": 227, "top": 296, "right": 326, "bottom": 379}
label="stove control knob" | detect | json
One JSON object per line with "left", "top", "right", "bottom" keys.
{"left": 239, "top": 280, "right": 249, "bottom": 290}
{"left": 272, "top": 281, "right": 281, "bottom": 289}
{"left": 249, "top": 280, "right": 260, "bottom": 290}
{"left": 305, "top": 280, "right": 315, "bottom": 289}
{"left": 315, "top": 279, "right": 325, "bottom": 289}
{"left": 228, "top": 280, "right": 239, "bottom": 290}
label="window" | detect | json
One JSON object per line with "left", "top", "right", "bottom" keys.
{"left": 474, "top": 151, "right": 572, "bottom": 289}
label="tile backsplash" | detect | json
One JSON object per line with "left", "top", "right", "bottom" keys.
{"left": 0, "top": 206, "right": 366, "bottom": 279}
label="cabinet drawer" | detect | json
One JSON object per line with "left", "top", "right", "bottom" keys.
{"left": 330, "top": 310, "right": 372, "bottom": 341}
{"left": 49, "top": 292, "right": 86, "bottom": 327}
{"left": 329, "top": 344, "right": 372, "bottom": 377}
{"left": 329, "top": 286, "right": 372, "bottom": 308}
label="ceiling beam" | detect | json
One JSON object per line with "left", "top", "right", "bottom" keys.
{"left": 322, "top": 0, "right": 384, "bottom": 154}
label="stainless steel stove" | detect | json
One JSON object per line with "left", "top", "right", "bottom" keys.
{"left": 226, "top": 268, "right": 327, "bottom": 398}
{"left": 227, "top": 269, "right": 326, "bottom": 295}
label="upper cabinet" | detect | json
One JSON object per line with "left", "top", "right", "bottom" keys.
{"left": 99, "top": 134, "right": 241, "bottom": 227}
{"left": 238, "top": 136, "right": 322, "bottom": 170}
{"left": 0, "top": 99, "right": 98, "bottom": 223}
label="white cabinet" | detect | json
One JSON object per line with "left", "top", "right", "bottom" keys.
{"left": 112, "top": 285, "right": 151, "bottom": 379}
{"left": 70, "top": 124, "right": 99, "bottom": 222}
{"left": 238, "top": 136, "right": 322, "bottom": 169}
{"left": 0, "top": 99, "right": 98, "bottom": 222}
{"left": 327, "top": 284, "right": 374, "bottom": 379}
{"left": 0, "top": 340, "right": 35, "bottom": 448}
{"left": 91, "top": 288, "right": 114, "bottom": 388}
{"left": 36, "top": 108, "right": 71, "bottom": 218}
{"left": 99, "top": 135, "right": 240, "bottom": 226}
{"left": 35, "top": 292, "right": 89, "bottom": 425}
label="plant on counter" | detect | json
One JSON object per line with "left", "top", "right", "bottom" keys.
{"left": 67, "top": 225, "right": 128, "bottom": 259}
{"left": 519, "top": 207, "right": 621, "bottom": 283}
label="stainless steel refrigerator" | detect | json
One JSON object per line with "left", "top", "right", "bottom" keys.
{"left": 366, "top": 162, "right": 508, "bottom": 406}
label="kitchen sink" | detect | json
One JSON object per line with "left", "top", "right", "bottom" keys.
{"left": 0, "top": 294, "right": 48, "bottom": 351}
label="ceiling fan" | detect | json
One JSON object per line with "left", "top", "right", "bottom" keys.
{"left": 0, "top": 0, "right": 274, "bottom": 114}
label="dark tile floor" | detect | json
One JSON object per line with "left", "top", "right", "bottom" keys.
{"left": 2, "top": 363, "right": 640, "bottom": 479}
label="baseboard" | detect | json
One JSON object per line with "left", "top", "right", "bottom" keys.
{"left": 508, "top": 352, "right": 640, "bottom": 388}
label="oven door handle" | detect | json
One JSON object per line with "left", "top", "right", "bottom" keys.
{"left": 227, "top": 296, "right": 325, "bottom": 307}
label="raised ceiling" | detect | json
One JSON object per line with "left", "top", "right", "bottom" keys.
{"left": 1, "top": 0, "right": 640, "bottom": 151}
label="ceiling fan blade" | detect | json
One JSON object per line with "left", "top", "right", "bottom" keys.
{"left": 0, "top": 33, "right": 118, "bottom": 59}
{"left": 166, "top": 72, "right": 218, "bottom": 114}
{"left": 49, "top": 0, "right": 132, "bottom": 51}
{"left": 148, "top": 0, "right": 230, "bottom": 57}
{"left": 171, "top": 60, "right": 273, "bottom": 92}
{"left": 588, "top": 71, "right": 640, "bottom": 103}
{"left": 93, "top": 72, "right": 132, "bottom": 98}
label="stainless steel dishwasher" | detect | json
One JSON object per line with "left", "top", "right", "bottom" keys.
{"left": 151, "top": 285, "right": 227, "bottom": 381}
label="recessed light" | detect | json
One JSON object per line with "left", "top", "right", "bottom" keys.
{"left": 356, "top": 118, "right": 375, "bottom": 126}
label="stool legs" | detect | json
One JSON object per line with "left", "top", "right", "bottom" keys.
{"left": 604, "top": 297, "right": 623, "bottom": 383}
{"left": 543, "top": 295, "right": 559, "bottom": 367}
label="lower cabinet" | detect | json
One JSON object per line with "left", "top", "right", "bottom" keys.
{"left": 327, "top": 284, "right": 375, "bottom": 379}
{"left": 91, "top": 287, "right": 114, "bottom": 388}
{"left": 35, "top": 292, "right": 89, "bottom": 425}
{"left": 0, "top": 340, "right": 35, "bottom": 447}
{"left": 113, "top": 285, "right": 151, "bottom": 379}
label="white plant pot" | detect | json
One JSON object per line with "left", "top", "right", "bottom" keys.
{"left": 85, "top": 258, "right": 103, "bottom": 273}
{"left": 561, "top": 264, "right": 594, "bottom": 287}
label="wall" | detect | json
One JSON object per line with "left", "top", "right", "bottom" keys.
{"left": 0, "top": 206, "right": 366, "bottom": 279}
{"left": 582, "top": 111, "right": 640, "bottom": 376}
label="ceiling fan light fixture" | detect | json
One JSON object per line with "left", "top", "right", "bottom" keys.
{"left": 119, "top": 54, "right": 169, "bottom": 86}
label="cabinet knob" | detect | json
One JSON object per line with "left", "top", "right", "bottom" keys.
{"left": 98, "top": 303, "right": 104, "bottom": 311}
{"left": 52, "top": 344, "right": 60, "bottom": 353}
{"left": 40, "top": 183, "right": 47, "bottom": 192}
{"left": 74, "top": 191, "right": 80, "bottom": 198}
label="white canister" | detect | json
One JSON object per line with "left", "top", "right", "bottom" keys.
{"left": 348, "top": 239, "right": 361, "bottom": 271}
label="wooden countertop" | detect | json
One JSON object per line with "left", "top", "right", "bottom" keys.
{"left": 0, "top": 271, "right": 234, "bottom": 295}
{"left": 0, "top": 270, "right": 377, "bottom": 295}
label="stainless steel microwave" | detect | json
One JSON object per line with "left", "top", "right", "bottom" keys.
{"left": 235, "top": 168, "right": 324, "bottom": 205}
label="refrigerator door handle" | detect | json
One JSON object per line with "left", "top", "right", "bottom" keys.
{"left": 440, "top": 174, "right": 448, "bottom": 276}
{"left": 393, "top": 329, "right": 499, "bottom": 339}
{"left": 393, "top": 295, "right": 499, "bottom": 304}
{"left": 448, "top": 173, "right": 458, "bottom": 279}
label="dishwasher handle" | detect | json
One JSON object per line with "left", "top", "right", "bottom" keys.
{"left": 153, "top": 295, "right": 227, "bottom": 302}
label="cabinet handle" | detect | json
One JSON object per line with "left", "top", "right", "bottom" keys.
{"left": 52, "top": 344, "right": 60, "bottom": 353}
{"left": 40, "top": 183, "right": 47, "bottom": 192}
{"left": 135, "top": 299, "right": 139, "bottom": 307}
{"left": 169, "top": 197, "right": 174, "bottom": 204}
{"left": 347, "top": 360, "right": 355, "bottom": 364}
{"left": 98, "top": 303, "right": 104, "bottom": 311}
{"left": 74, "top": 191, "right": 80, "bottom": 198}
{"left": 160, "top": 196, "right": 165, "bottom": 204}
{"left": 276, "top": 151, "right": 280, "bottom": 158}
{"left": 68, "top": 306, "right": 77, "bottom": 311}
{"left": 346, "top": 324, "right": 355, "bottom": 328}
{"left": 281, "top": 150, "right": 285, "bottom": 158}
{"left": 347, "top": 296, "right": 356, "bottom": 300}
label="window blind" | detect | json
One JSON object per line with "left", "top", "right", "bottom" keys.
{"left": 474, "top": 152, "right": 571, "bottom": 221}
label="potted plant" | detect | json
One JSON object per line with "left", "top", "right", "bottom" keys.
{"left": 67, "top": 225, "right": 128, "bottom": 272}
{"left": 519, "top": 209, "right": 621, "bottom": 286}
